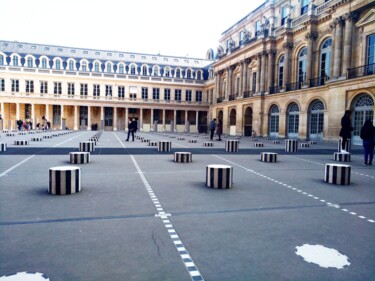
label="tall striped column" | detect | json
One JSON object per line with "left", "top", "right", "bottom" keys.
{"left": 79, "top": 141, "right": 95, "bottom": 152}
{"left": 338, "top": 139, "right": 351, "bottom": 152}
{"left": 49, "top": 166, "right": 81, "bottom": 195}
{"left": 285, "top": 139, "right": 298, "bottom": 152}
{"left": 206, "top": 164, "right": 233, "bottom": 189}
{"left": 158, "top": 141, "right": 171, "bottom": 152}
{"left": 0, "top": 143, "right": 6, "bottom": 152}
{"left": 70, "top": 152, "right": 90, "bottom": 164}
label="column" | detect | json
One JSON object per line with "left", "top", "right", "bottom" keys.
{"left": 283, "top": 42, "right": 293, "bottom": 89}
{"left": 31, "top": 103, "right": 35, "bottom": 129}
{"left": 162, "top": 109, "right": 166, "bottom": 132}
{"left": 305, "top": 32, "right": 317, "bottom": 86}
{"left": 267, "top": 50, "right": 275, "bottom": 92}
{"left": 125, "top": 108, "right": 128, "bottom": 131}
{"left": 342, "top": 13, "right": 356, "bottom": 75}
{"left": 226, "top": 67, "right": 233, "bottom": 100}
{"left": 45, "top": 104, "right": 50, "bottom": 126}
{"left": 332, "top": 16, "right": 344, "bottom": 78}
{"left": 256, "top": 54, "right": 261, "bottom": 93}
{"left": 173, "top": 110, "right": 177, "bottom": 132}
{"left": 113, "top": 107, "right": 117, "bottom": 131}
{"left": 150, "top": 108, "right": 154, "bottom": 131}
{"left": 60, "top": 105, "right": 64, "bottom": 130}
{"left": 74, "top": 105, "right": 78, "bottom": 130}
{"left": 100, "top": 106, "right": 104, "bottom": 130}
{"left": 140, "top": 108, "right": 143, "bottom": 131}
{"left": 87, "top": 106, "right": 91, "bottom": 130}
{"left": 1, "top": 102, "right": 5, "bottom": 130}
{"left": 241, "top": 60, "right": 248, "bottom": 97}
{"left": 16, "top": 103, "right": 20, "bottom": 121}
{"left": 185, "top": 110, "right": 188, "bottom": 132}
{"left": 260, "top": 52, "right": 266, "bottom": 93}
{"left": 195, "top": 111, "right": 199, "bottom": 133}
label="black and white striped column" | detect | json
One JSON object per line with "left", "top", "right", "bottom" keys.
{"left": 0, "top": 143, "right": 6, "bottom": 152}
{"left": 174, "top": 152, "right": 192, "bottom": 163}
{"left": 203, "top": 141, "right": 214, "bottom": 147}
{"left": 225, "top": 140, "right": 239, "bottom": 152}
{"left": 89, "top": 138, "right": 97, "bottom": 145}
{"left": 338, "top": 139, "right": 351, "bottom": 152}
{"left": 43, "top": 135, "right": 52, "bottom": 139}
{"left": 79, "top": 141, "right": 95, "bottom": 152}
{"left": 148, "top": 141, "right": 158, "bottom": 146}
{"left": 31, "top": 137, "right": 43, "bottom": 141}
{"left": 285, "top": 139, "right": 298, "bottom": 152}
{"left": 309, "top": 141, "right": 317, "bottom": 144}
{"left": 206, "top": 164, "right": 233, "bottom": 189}
{"left": 49, "top": 166, "right": 81, "bottom": 195}
{"left": 324, "top": 164, "right": 351, "bottom": 185}
{"left": 300, "top": 143, "right": 309, "bottom": 148}
{"left": 254, "top": 142, "right": 264, "bottom": 147}
{"left": 273, "top": 140, "right": 280, "bottom": 144}
{"left": 188, "top": 139, "right": 197, "bottom": 143}
{"left": 177, "top": 137, "right": 185, "bottom": 140}
{"left": 158, "top": 141, "right": 171, "bottom": 152}
{"left": 70, "top": 152, "right": 90, "bottom": 164}
{"left": 6, "top": 133, "right": 15, "bottom": 137}
{"left": 334, "top": 152, "right": 351, "bottom": 162}
{"left": 14, "top": 140, "right": 29, "bottom": 145}
{"left": 260, "top": 152, "right": 278, "bottom": 163}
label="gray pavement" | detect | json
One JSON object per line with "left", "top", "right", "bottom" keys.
{"left": 0, "top": 130, "right": 374, "bottom": 281}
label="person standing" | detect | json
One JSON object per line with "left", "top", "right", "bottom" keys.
{"left": 126, "top": 118, "right": 138, "bottom": 141}
{"left": 216, "top": 119, "right": 223, "bottom": 141}
{"left": 360, "top": 119, "right": 375, "bottom": 165}
{"left": 209, "top": 118, "right": 216, "bottom": 141}
{"left": 339, "top": 110, "right": 353, "bottom": 152}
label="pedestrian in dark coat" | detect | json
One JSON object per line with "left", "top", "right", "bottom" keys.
{"left": 216, "top": 119, "right": 223, "bottom": 141}
{"left": 360, "top": 119, "right": 375, "bottom": 165}
{"left": 339, "top": 110, "right": 353, "bottom": 152}
{"left": 126, "top": 118, "right": 138, "bottom": 141}
{"left": 209, "top": 119, "right": 216, "bottom": 141}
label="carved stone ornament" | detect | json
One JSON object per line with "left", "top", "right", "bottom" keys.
{"left": 217, "top": 45, "right": 224, "bottom": 56}
{"left": 282, "top": 42, "right": 293, "bottom": 50}
{"left": 305, "top": 31, "right": 318, "bottom": 40}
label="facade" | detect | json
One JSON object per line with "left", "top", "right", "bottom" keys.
{"left": 207, "top": 0, "right": 375, "bottom": 145}
{"left": 0, "top": 42, "right": 212, "bottom": 133}
{"left": 0, "top": 0, "right": 374, "bottom": 145}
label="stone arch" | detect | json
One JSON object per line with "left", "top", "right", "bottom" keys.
{"left": 243, "top": 106, "right": 253, "bottom": 136}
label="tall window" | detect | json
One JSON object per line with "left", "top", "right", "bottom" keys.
{"left": 0, "top": 79, "right": 5, "bottom": 91}
{"left": 25, "top": 104, "right": 31, "bottom": 119}
{"left": 196, "top": 90, "right": 202, "bottom": 102}
{"left": 53, "top": 105, "right": 61, "bottom": 125}
{"left": 153, "top": 88, "right": 160, "bottom": 100}
{"left": 11, "top": 79, "right": 19, "bottom": 92}
{"left": 81, "top": 61, "right": 87, "bottom": 72}
{"left": 26, "top": 80, "right": 34, "bottom": 93}
{"left": 269, "top": 105, "right": 280, "bottom": 137}
{"left": 119, "top": 64, "right": 125, "bottom": 74}
{"left": 54, "top": 82, "right": 62, "bottom": 94}
{"left": 301, "top": 0, "right": 309, "bottom": 15}
{"left": 41, "top": 58, "right": 47, "bottom": 68}
{"left": 164, "top": 67, "right": 171, "bottom": 77}
{"left": 281, "top": 6, "right": 288, "bottom": 25}
{"left": 186, "top": 69, "right": 192, "bottom": 79}
{"left": 298, "top": 48, "right": 307, "bottom": 86}
{"left": 252, "top": 73, "right": 256, "bottom": 92}
{"left": 255, "top": 20, "right": 261, "bottom": 36}
{"left": 68, "top": 83, "right": 75, "bottom": 95}
{"left": 55, "top": 60, "right": 61, "bottom": 70}
{"left": 142, "top": 66, "right": 148, "bottom": 76}
{"left": 12, "top": 56, "right": 19, "bottom": 66}
{"left": 106, "top": 63, "right": 112, "bottom": 73}
{"left": 153, "top": 66, "right": 159, "bottom": 76}
{"left": 69, "top": 60, "right": 75, "bottom": 71}
{"left": 353, "top": 95, "right": 374, "bottom": 139}
{"left": 80, "top": 106, "right": 88, "bottom": 126}
{"left": 278, "top": 56, "right": 284, "bottom": 87}
{"left": 0, "top": 54, "right": 4, "bottom": 65}
{"left": 164, "top": 88, "right": 171, "bottom": 101}
{"left": 94, "top": 62, "right": 100, "bottom": 72}
{"left": 175, "top": 69, "right": 181, "bottom": 78}
{"left": 27, "top": 57, "right": 33, "bottom": 68}
{"left": 118, "top": 86, "right": 125, "bottom": 99}
{"left": 320, "top": 38, "right": 332, "bottom": 81}
{"left": 239, "top": 31, "right": 245, "bottom": 45}
{"left": 105, "top": 85, "right": 112, "bottom": 97}
{"left": 196, "top": 71, "right": 202, "bottom": 80}
{"left": 175, "top": 89, "right": 181, "bottom": 101}
{"left": 130, "top": 65, "right": 136, "bottom": 75}
{"left": 80, "top": 83, "right": 88, "bottom": 97}
{"left": 309, "top": 100, "right": 324, "bottom": 139}
{"left": 287, "top": 103, "right": 300, "bottom": 138}
{"left": 40, "top": 81, "right": 48, "bottom": 94}
{"left": 186, "top": 90, "right": 192, "bottom": 102}
{"left": 367, "top": 34, "right": 375, "bottom": 75}
{"left": 142, "top": 87, "right": 148, "bottom": 99}
{"left": 93, "top": 84, "right": 100, "bottom": 97}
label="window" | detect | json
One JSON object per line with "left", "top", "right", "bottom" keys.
{"left": 26, "top": 80, "right": 34, "bottom": 93}
{"left": 281, "top": 6, "right": 288, "bottom": 25}
{"left": 118, "top": 64, "right": 125, "bottom": 74}
{"left": 55, "top": 59, "right": 61, "bottom": 70}
{"left": 164, "top": 88, "right": 171, "bottom": 101}
{"left": 54, "top": 82, "right": 62, "bottom": 94}
{"left": 298, "top": 48, "right": 307, "bottom": 85}
{"left": 81, "top": 84, "right": 88, "bottom": 96}
{"left": 255, "top": 20, "right": 261, "bottom": 36}
{"left": 252, "top": 72, "right": 256, "bottom": 92}
{"left": 196, "top": 90, "right": 202, "bottom": 102}
{"left": 25, "top": 104, "right": 31, "bottom": 119}
{"left": 186, "top": 90, "right": 192, "bottom": 102}
{"left": 320, "top": 38, "right": 332, "bottom": 81}
{"left": 153, "top": 88, "right": 160, "bottom": 100}
{"left": 94, "top": 62, "right": 100, "bottom": 72}
{"left": 175, "top": 89, "right": 181, "bottom": 101}
{"left": 83, "top": 51, "right": 88, "bottom": 54}
{"left": 105, "top": 85, "right": 112, "bottom": 97}
{"left": 278, "top": 56, "right": 284, "bottom": 87}
{"left": 366, "top": 34, "right": 375, "bottom": 75}
{"left": 196, "top": 71, "right": 202, "bottom": 80}
{"left": 130, "top": 65, "right": 136, "bottom": 75}
{"left": 118, "top": 86, "right": 125, "bottom": 98}
{"left": 79, "top": 106, "right": 88, "bottom": 126}
{"left": 27, "top": 57, "right": 33, "bottom": 68}
{"left": 301, "top": 0, "right": 309, "bottom": 15}
{"left": 68, "top": 83, "right": 75, "bottom": 95}
{"left": 287, "top": 103, "right": 300, "bottom": 137}
{"left": 106, "top": 63, "right": 112, "bottom": 73}
{"left": 142, "top": 66, "right": 148, "bottom": 76}
{"left": 0, "top": 54, "right": 4, "bottom": 65}
{"left": 153, "top": 66, "right": 159, "bottom": 76}
{"left": 0, "top": 79, "right": 5, "bottom": 91}
{"left": 186, "top": 69, "right": 192, "bottom": 79}
{"left": 69, "top": 60, "right": 75, "bottom": 71}
{"left": 240, "top": 31, "right": 245, "bottom": 45}
{"left": 12, "top": 56, "right": 19, "bottom": 66}
{"left": 53, "top": 105, "right": 61, "bottom": 125}
{"left": 269, "top": 105, "right": 280, "bottom": 137}
{"left": 175, "top": 69, "right": 181, "bottom": 78}
{"left": 41, "top": 58, "right": 47, "bottom": 68}
{"left": 11, "top": 79, "right": 19, "bottom": 92}
{"left": 142, "top": 87, "right": 148, "bottom": 99}
{"left": 93, "top": 84, "right": 100, "bottom": 97}
{"left": 40, "top": 81, "right": 48, "bottom": 94}
{"left": 164, "top": 67, "right": 171, "bottom": 77}
{"left": 81, "top": 61, "right": 87, "bottom": 72}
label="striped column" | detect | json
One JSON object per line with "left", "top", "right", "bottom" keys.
{"left": 203, "top": 141, "right": 214, "bottom": 147}
{"left": 79, "top": 141, "right": 95, "bottom": 152}
{"left": 254, "top": 143, "right": 264, "bottom": 147}
{"left": 89, "top": 138, "right": 97, "bottom": 145}
{"left": 338, "top": 139, "right": 351, "bottom": 152}
{"left": 148, "top": 141, "right": 158, "bottom": 146}
{"left": 334, "top": 152, "right": 351, "bottom": 162}
{"left": 273, "top": 140, "right": 280, "bottom": 144}
{"left": 142, "top": 139, "right": 150, "bottom": 143}
{"left": 260, "top": 152, "right": 278, "bottom": 163}
{"left": 14, "top": 140, "right": 29, "bottom": 145}
{"left": 43, "top": 135, "right": 53, "bottom": 139}
{"left": 309, "top": 141, "right": 317, "bottom": 144}
{"left": 70, "top": 152, "right": 90, "bottom": 164}
{"left": 300, "top": 143, "right": 309, "bottom": 148}
{"left": 188, "top": 139, "right": 197, "bottom": 143}
{"left": 174, "top": 152, "right": 192, "bottom": 163}
{"left": 206, "top": 164, "right": 233, "bottom": 189}
{"left": 31, "top": 137, "right": 43, "bottom": 141}
{"left": 0, "top": 143, "right": 6, "bottom": 151}
{"left": 18, "top": 132, "right": 26, "bottom": 135}
{"left": 285, "top": 139, "right": 298, "bottom": 152}
{"left": 177, "top": 137, "right": 185, "bottom": 140}
{"left": 225, "top": 140, "right": 239, "bottom": 152}
{"left": 49, "top": 166, "right": 81, "bottom": 195}
{"left": 158, "top": 141, "right": 171, "bottom": 152}
{"left": 324, "top": 163, "right": 351, "bottom": 185}
{"left": 6, "top": 133, "right": 15, "bottom": 137}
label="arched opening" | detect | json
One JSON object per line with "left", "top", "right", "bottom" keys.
{"left": 308, "top": 100, "right": 324, "bottom": 140}
{"left": 229, "top": 109, "right": 236, "bottom": 136}
{"left": 287, "top": 103, "right": 299, "bottom": 139}
{"left": 244, "top": 107, "right": 253, "bottom": 136}
{"left": 352, "top": 94, "right": 374, "bottom": 145}
{"left": 269, "top": 105, "right": 280, "bottom": 138}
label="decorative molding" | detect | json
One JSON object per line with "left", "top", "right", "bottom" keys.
{"left": 305, "top": 31, "right": 318, "bottom": 40}
{"left": 355, "top": 9, "right": 375, "bottom": 28}
{"left": 282, "top": 42, "right": 294, "bottom": 50}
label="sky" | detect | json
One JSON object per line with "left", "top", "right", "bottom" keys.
{"left": 0, "top": 0, "right": 261, "bottom": 59}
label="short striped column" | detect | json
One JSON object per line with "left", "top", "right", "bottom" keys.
{"left": 309, "top": 141, "right": 317, "bottom": 144}
{"left": 300, "top": 143, "right": 309, "bottom": 148}
{"left": 0, "top": 143, "right": 6, "bottom": 152}
{"left": 2, "top": 130, "right": 9, "bottom": 133}
{"left": 188, "top": 139, "right": 197, "bottom": 143}
{"left": 285, "top": 139, "right": 298, "bottom": 152}
{"left": 174, "top": 152, "right": 192, "bottom": 163}
{"left": 70, "top": 152, "right": 90, "bottom": 164}
{"left": 142, "top": 139, "right": 150, "bottom": 143}
{"left": 148, "top": 141, "right": 158, "bottom": 146}
{"left": 43, "top": 135, "right": 53, "bottom": 139}
{"left": 18, "top": 132, "right": 26, "bottom": 135}
{"left": 264, "top": 137, "right": 271, "bottom": 140}
{"left": 158, "top": 141, "right": 171, "bottom": 152}
{"left": 273, "top": 140, "right": 280, "bottom": 144}
{"left": 14, "top": 140, "right": 29, "bottom": 145}
{"left": 31, "top": 137, "right": 43, "bottom": 141}
{"left": 225, "top": 140, "right": 239, "bottom": 152}
{"left": 79, "top": 141, "right": 95, "bottom": 152}
{"left": 49, "top": 166, "right": 81, "bottom": 195}
{"left": 6, "top": 133, "right": 15, "bottom": 137}
{"left": 260, "top": 152, "right": 278, "bottom": 163}
{"left": 250, "top": 138, "right": 258, "bottom": 142}
{"left": 334, "top": 152, "right": 351, "bottom": 162}
{"left": 338, "top": 139, "right": 351, "bottom": 152}
{"left": 324, "top": 164, "right": 351, "bottom": 185}
{"left": 89, "top": 138, "right": 97, "bottom": 145}
{"left": 177, "top": 137, "right": 185, "bottom": 140}
{"left": 203, "top": 141, "right": 214, "bottom": 147}
{"left": 206, "top": 164, "right": 233, "bottom": 189}
{"left": 254, "top": 142, "right": 264, "bottom": 147}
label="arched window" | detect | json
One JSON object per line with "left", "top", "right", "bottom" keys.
{"left": 269, "top": 105, "right": 280, "bottom": 137}
{"left": 320, "top": 38, "right": 332, "bottom": 83}
{"left": 0, "top": 54, "right": 4, "bottom": 65}
{"left": 309, "top": 100, "right": 324, "bottom": 140}
{"left": 298, "top": 48, "right": 307, "bottom": 86}
{"left": 176, "top": 68, "right": 181, "bottom": 78}
{"left": 153, "top": 66, "right": 159, "bottom": 76}
{"left": 352, "top": 94, "right": 374, "bottom": 143}
{"left": 81, "top": 61, "right": 87, "bottom": 72}
{"left": 68, "top": 60, "right": 75, "bottom": 71}
{"left": 196, "top": 70, "right": 202, "bottom": 80}
{"left": 41, "top": 57, "right": 48, "bottom": 68}
{"left": 130, "top": 65, "right": 136, "bottom": 75}
{"left": 367, "top": 34, "right": 375, "bottom": 75}
{"left": 118, "top": 64, "right": 125, "bottom": 74}
{"left": 278, "top": 55, "right": 284, "bottom": 87}
{"left": 142, "top": 65, "right": 148, "bottom": 76}
{"left": 287, "top": 103, "right": 299, "bottom": 138}
{"left": 164, "top": 67, "right": 171, "bottom": 77}
{"left": 186, "top": 69, "right": 192, "bottom": 79}
{"left": 106, "top": 62, "right": 112, "bottom": 73}
{"left": 12, "top": 55, "right": 19, "bottom": 66}
{"left": 27, "top": 57, "right": 34, "bottom": 68}
{"left": 55, "top": 59, "right": 61, "bottom": 70}
{"left": 94, "top": 62, "right": 100, "bottom": 72}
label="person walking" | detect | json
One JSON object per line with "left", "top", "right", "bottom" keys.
{"left": 216, "top": 119, "right": 223, "bottom": 141}
{"left": 339, "top": 110, "right": 353, "bottom": 153}
{"left": 126, "top": 118, "right": 138, "bottom": 141}
{"left": 360, "top": 119, "right": 375, "bottom": 166}
{"left": 209, "top": 118, "right": 216, "bottom": 141}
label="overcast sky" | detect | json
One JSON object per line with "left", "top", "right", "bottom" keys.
{"left": 0, "top": 0, "right": 261, "bottom": 59}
